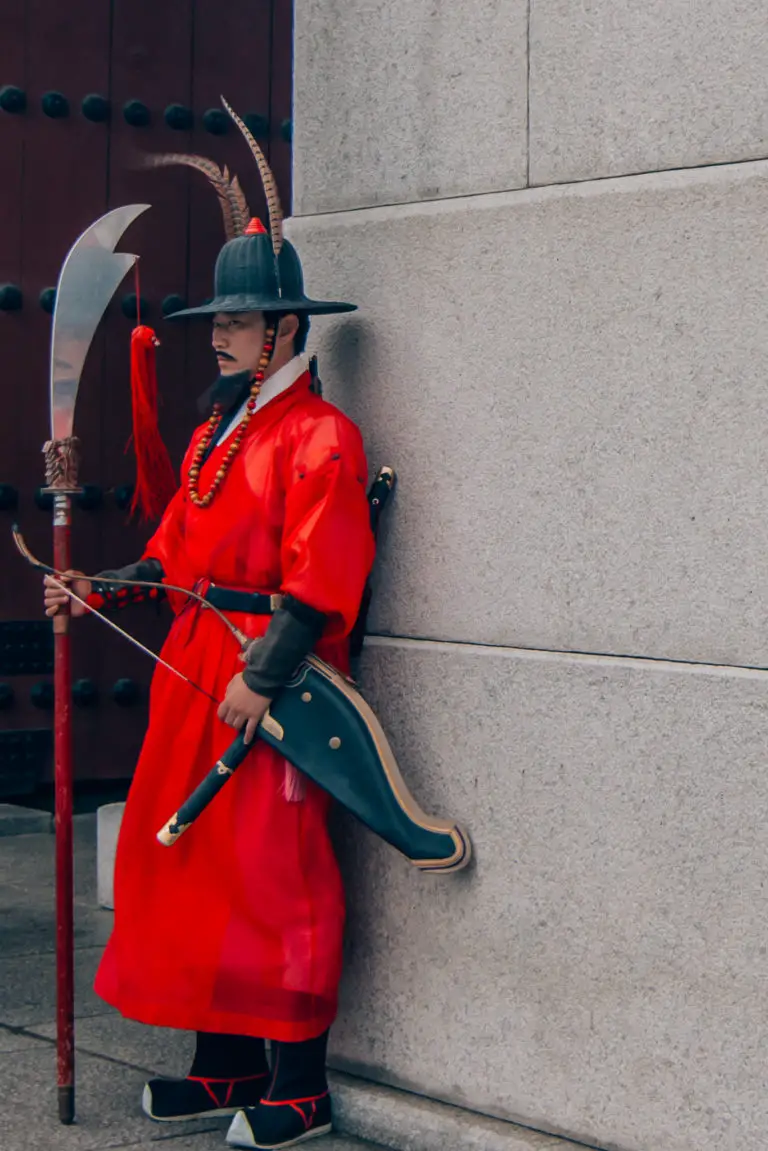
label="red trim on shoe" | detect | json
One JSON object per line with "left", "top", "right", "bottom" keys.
{"left": 187, "top": 1074, "right": 270, "bottom": 1083}
{"left": 287, "top": 1100, "right": 316, "bottom": 1131}
{"left": 260, "top": 1091, "right": 329, "bottom": 1106}
{"left": 187, "top": 1073, "right": 269, "bottom": 1108}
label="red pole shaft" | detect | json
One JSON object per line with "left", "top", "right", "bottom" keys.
{"left": 52, "top": 495, "right": 75, "bottom": 1124}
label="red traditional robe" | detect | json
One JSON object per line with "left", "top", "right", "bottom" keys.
{"left": 94, "top": 370, "right": 375, "bottom": 1041}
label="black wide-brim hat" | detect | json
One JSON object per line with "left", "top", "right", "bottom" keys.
{"left": 167, "top": 221, "right": 355, "bottom": 320}
{"left": 150, "top": 98, "right": 356, "bottom": 319}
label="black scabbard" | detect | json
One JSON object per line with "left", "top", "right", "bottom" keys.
{"left": 349, "top": 466, "right": 397, "bottom": 658}
{"left": 157, "top": 655, "right": 471, "bottom": 871}
{"left": 156, "top": 732, "right": 252, "bottom": 845}
{"left": 156, "top": 702, "right": 290, "bottom": 845}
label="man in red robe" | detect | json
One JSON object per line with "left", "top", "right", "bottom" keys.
{"left": 44, "top": 111, "right": 374, "bottom": 1150}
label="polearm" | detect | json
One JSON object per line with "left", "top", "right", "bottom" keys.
{"left": 43, "top": 204, "right": 150, "bottom": 1124}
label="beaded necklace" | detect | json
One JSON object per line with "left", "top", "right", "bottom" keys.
{"left": 187, "top": 325, "right": 276, "bottom": 508}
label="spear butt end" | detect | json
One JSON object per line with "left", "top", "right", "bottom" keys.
{"left": 58, "top": 1085, "right": 75, "bottom": 1124}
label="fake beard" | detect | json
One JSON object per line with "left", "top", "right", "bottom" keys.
{"left": 196, "top": 368, "right": 254, "bottom": 416}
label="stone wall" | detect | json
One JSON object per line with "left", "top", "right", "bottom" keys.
{"left": 289, "top": 4, "right": 768, "bottom": 1149}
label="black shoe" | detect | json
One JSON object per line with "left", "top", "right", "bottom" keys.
{"left": 226, "top": 1094, "right": 333, "bottom": 1148}
{"left": 142, "top": 1072, "right": 269, "bottom": 1122}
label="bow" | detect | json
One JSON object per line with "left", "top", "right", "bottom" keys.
{"left": 34, "top": 568, "right": 220, "bottom": 707}
{"left": 12, "top": 525, "right": 251, "bottom": 655}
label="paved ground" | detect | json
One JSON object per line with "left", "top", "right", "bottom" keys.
{"left": 0, "top": 816, "right": 381, "bottom": 1151}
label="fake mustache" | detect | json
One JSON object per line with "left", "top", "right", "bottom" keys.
{"left": 216, "top": 351, "right": 236, "bottom": 361}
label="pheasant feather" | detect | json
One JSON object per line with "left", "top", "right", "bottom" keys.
{"left": 144, "top": 152, "right": 250, "bottom": 239}
{"left": 220, "top": 96, "right": 284, "bottom": 258}
{"left": 222, "top": 165, "right": 250, "bottom": 237}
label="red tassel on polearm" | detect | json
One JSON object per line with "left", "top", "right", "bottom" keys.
{"left": 128, "top": 325, "right": 177, "bottom": 521}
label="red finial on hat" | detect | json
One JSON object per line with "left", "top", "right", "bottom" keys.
{"left": 244, "top": 217, "right": 268, "bottom": 235}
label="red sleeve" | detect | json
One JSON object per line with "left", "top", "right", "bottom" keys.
{"left": 141, "top": 486, "right": 185, "bottom": 572}
{"left": 139, "top": 486, "right": 196, "bottom": 612}
{"left": 281, "top": 413, "right": 375, "bottom": 639}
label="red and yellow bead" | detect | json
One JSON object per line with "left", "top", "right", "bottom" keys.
{"left": 187, "top": 327, "right": 276, "bottom": 508}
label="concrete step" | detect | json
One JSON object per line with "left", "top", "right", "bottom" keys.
{"left": 304, "top": 1140, "right": 389, "bottom": 1150}
{"left": 330, "top": 1071, "right": 588, "bottom": 1151}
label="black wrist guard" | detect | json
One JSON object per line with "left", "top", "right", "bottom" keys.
{"left": 89, "top": 557, "right": 166, "bottom": 611}
{"left": 242, "top": 595, "right": 327, "bottom": 698}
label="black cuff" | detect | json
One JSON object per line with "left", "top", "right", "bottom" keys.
{"left": 242, "top": 595, "right": 327, "bottom": 698}
{"left": 91, "top": 558, "right": 166, "bottom": 610}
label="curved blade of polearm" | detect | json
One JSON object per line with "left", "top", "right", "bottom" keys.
{"left": 45, "top": 204, "right": 149, "bottom": 1127}
{"left": 50, "top": 204, "right": 151, "bottom": 442}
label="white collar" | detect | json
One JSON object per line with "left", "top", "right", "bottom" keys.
{"left": 219, "top": 355, "right": 308, "bottom": 443}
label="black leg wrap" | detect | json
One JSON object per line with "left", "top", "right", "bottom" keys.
{"left": 226, "top": 1031, "right": 333, "bottom": 1148}
{"left": 264, "top": 1030, "right": 329, "bottom": 1102}
{"left": 190, "top": 1032, "right": 269, "bottom": 1079}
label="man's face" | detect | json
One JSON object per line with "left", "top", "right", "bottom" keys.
{"left": 211, "top": 312, "right": 266, "bottom": 376}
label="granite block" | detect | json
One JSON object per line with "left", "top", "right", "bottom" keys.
{"left": 331, "top": 1071, "right": 571, "bottom": 1150}
{"left": 530, "top": 0, "right": 768, "bottom": 184}
{"left": 0, "top": 818, "right": 110, "bottom": 956}
{"left": 0, "top": 814, "right": 99, "bottom": 901}
{"left": 0, "top": 888, "right": 112, "bottom": 957}
{"left": 0, "top": 1046, "right": 219, "bottom": 1150}
{"left": 0, "top": 804, "right": 51, "bottom": 837}
{"left": 0, "top": 946, "right": 107, "bottom": 1028}
{"left": 293, "top": 0, "right": 528, "bottom": 214}
{"left": 329, "top": 638, "right": 768, "bottom": 1151}
{"left": 28, "top": 1013, "right": 193, "bottom": 1079}
{"left": 0, "top": 1027, "right": 46, "bottom": 1054}
{"left": 288, "top": 162, "right": 768, "bottom": 667}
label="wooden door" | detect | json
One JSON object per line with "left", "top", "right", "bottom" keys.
{"left": 0, "top": 0, "right": 293, "bottom": 794}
